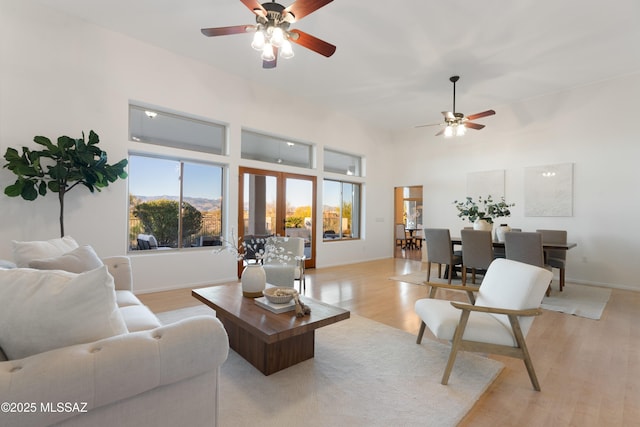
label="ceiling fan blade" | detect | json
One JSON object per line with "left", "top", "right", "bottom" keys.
{"left": 464, "top": 122, "right": 486, "bottom": 130}
{"left": 289, "top": 29, "right": 336, "bottom": 57}
{"left": 284, "top": 0, "right": 333, "bottom": 22}
{"left": 465, "top": 109, "right": 496, "bottom": 121}
{"left": 240, "top": 0, "right": 267, "bottom": 17}
{"left": 201, "top": 25, "right": 256, "bottom": 37}
{"left": 442, "top": 111, "right": 455, "bottom": 120}
{"left": 435, "top": 129, "right": 446, "bottom": 136}
{"left": 263, "top": 47, "right": 279, "bottom": 69}
{"left": 415, "top": 123, "right": 441, "bottom": 128}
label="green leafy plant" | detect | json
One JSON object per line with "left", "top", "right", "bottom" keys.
{"left": 453, "top": 195, "right": 514, "bottom": 224}
{"left": 3, "top": 130, "right": 128, "bottom": 237}
{"left": 133, "top": 199, "right": 202, "bottom": 247}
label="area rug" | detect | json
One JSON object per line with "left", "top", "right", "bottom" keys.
{"left": 541, "top": 283, "right": 611, "bottom": 320}
{"left": 158, "top": 306, "right": 503, "bottom": 427}
{"left": 389, "top": 272, "right": 612, "bottom": 320}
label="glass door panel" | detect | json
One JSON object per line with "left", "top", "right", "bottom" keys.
{"left": 241, "top": 172, "right": 277, "bottom": 238}
{"left": 285, "top": 177, "right": 313, "bottom": 262}
{"left": 239, "top": 167, "right": 315, "bottom": 271}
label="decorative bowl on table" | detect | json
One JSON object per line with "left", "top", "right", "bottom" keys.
{"left": 262, "top": 287, "right": 295, "bottom": 304}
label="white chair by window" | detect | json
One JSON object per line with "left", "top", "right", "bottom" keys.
{"left": 262, "top": 237, "right": 306, "bottom": 293}
{"left": 415, "top": 258, "right": 553, "bottom": 391}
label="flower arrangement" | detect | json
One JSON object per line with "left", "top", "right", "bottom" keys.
{"left": 453, "top": 195, "right": 514, "bottom": 224}
{"left": 214, "top": 230, "right": 290, "bottom": 263}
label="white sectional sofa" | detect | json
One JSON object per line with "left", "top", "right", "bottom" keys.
{"left": 0, "top": 238, "right": 229, "bottom": 427}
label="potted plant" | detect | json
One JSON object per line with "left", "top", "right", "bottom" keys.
{"left": 453, "top": 195, "right": 514, "bottom": 232}
{"left": 3, "top": 131, "right": 128, "bottom": 237}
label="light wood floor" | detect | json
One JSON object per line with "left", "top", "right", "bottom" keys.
{"left": 138, "top": 250, "right": 640, "bottom": 427}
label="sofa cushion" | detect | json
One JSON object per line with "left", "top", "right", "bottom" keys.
{"left": 119, "top": 305, "right": 162, "bottom": 332}
{"left": 28, "top": 245, "right": 104, "bottom": 273}
{"left": 12, "top": 236, "right": 79, "bottom": 268}
{"left": 0, "top": 266, "right": 128, "bottom": 360}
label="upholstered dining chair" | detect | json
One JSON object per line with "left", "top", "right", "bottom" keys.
{"left": 414, "top": 258, "right": 553, "bottom": 391}
{"left": 460, "top": 229, "right": 494, "bottom": 285}
{"left": 395, "top": 223, "right": 411, "bottom": 249}
{"left": 262, "top": 236, "right": 306, "bottom": 292}
{"left": 536, "top": 229, "right": 567, "bottom": 292}
{"left": 504, "top": 231, "right": 553, "bottom": 295}
{"left": 423, "top": 228, "right": 462, "bottom": 284}
{"left": 414, "top": 224, "right": 423, "bottom": 249}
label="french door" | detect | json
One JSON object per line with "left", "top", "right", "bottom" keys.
{"left": 238, "top": 167, "right": 316, "bottom": 271}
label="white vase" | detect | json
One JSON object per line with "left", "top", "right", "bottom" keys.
{"left": 241, "top": 264, "right": 266, "bottom": 298}
{"left": 473, "top": 219, "right": 493, "bottom": 232}
{"left": 494, "top": 224, "right": 511, "bottom": 242}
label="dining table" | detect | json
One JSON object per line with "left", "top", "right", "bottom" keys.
{"left": 442, "top": 237, "right": 577, "bottom": 280}
{"left": 449, "top": 237, "right": 577, "bottom": 251}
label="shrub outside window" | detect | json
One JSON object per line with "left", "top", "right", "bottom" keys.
{"left": 128, "top": 155, "right": 224, "bottom": 251}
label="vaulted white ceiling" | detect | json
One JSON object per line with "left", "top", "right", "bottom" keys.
{"left": 35, "top": 0, "right": 640, "bottom": 131}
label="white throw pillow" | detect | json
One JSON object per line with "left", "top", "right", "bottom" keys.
{"left": 0, "top": 266, "right": 128, "bottom": 360}
{"left": 12, "top": 236, "right": 79, "bottom": 268}
{"left": 29, "top": 245, "right": 104, "bottom": 273}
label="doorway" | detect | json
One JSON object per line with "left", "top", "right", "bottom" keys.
{"left": 238, "top": 167, "right": 316, "bottom": 270}
{"left": 394, "top": 185, "right": 423, "bottom": 259}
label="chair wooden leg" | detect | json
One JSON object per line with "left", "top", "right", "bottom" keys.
{"left": 428, "top": 285, "right": 438, "bottom": 299}
{"left": 442, "top": 310, "right": 471, "bottom": 385}
{"left": 559, "top": 268, "right": 565, "bottom": 292}
{"left": 426, "top": 262, "right": 432, "bottom": 282}
{"left": 461, "top": 266, "right": 467, "bottom": 286}
{"left": 437, "top": 264, "right": 442, "bottom": 279}
{"left": 508, "top": 315, "right": 541, "bottom": 391}
{"left": 416, "top": 321, "right": 426, "bottom": 344}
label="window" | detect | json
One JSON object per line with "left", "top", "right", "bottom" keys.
{"left": 241, "top": 130, "right": 313, "bottom": 169}
{"left": 323, "top": 148, "right": 362, "bottom": 177}
{"left": 129, "top": 104, "right": 226, "bottom": 155}
{"left": 322, "top": 180, "right": 360, "bottom": 240}
{"left": 128, "top": 154, "right": 224, "bottom": 251}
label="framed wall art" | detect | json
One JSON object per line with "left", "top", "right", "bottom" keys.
{"left": 524, "top": 163, "right": 573, "bottom": 216}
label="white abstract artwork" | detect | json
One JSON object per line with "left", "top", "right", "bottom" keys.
{"left": 524, "top": 163, "right": 573, "bottom": 216}
{"left": 466, "top": 170, "right": 505, "bottom": 199}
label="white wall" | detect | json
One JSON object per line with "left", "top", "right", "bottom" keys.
{"left": 0, "top": 1, "right": 395, "bottom": 293}
{"left": 391, "top": 73, "right": 640, "bottom": 290}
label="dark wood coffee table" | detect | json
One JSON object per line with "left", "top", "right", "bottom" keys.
{"left": 192, "top": 284, "right": 350, "bottom": 375}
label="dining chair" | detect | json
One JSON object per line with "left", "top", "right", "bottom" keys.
{"left": 493, "top": 228, "right": 521, "bottom": 258}
{"left": 504, "top": 231, "right": 553, "bottom": 295}
{"left": 423, "top": 228, "right": 462, "bottom": 284}
{"left": 395, "top": 223, "right": 410, "bottom": 249}
{"left": 414, "top": 258, "right": 553, "bottom": 391}
{"left": 536, "top": 229, "right": 568, "bottom": 292}
{"left": 414, "top": 224, "right": 423, "bottom": 249}
{"left": 460, "top": 229, "right": 494, "bottom": 285}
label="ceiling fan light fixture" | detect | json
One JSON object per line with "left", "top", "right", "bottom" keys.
{"left": 280, "top": 39, "right": 295, "bottom": 59}
{"left": 456, "top": 124, "right": 466, "bottom": 136}
{"left": 251, "top": 30, "right": 265, "bottom": 50}
{"left": 271, "top": 26, "right": 285, "bottom": 47}
{"left": 444, "top": 126, "right": 454, "bottom": 138}
{"left": 261, "top": 43, "right": 275, "bottom": 61}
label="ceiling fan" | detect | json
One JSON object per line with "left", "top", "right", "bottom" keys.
{"left": 417, "top": 76, "right": 496, "bottom": 137}
{"left": 201, "top": 0, "right": 336, "bottom": 69}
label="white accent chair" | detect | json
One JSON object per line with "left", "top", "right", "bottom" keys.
{"left": 414, "top": 258, "right": 553, "bottom": 391}
{"left": 263, "top": 236, "right": 306, "bottom": 292}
